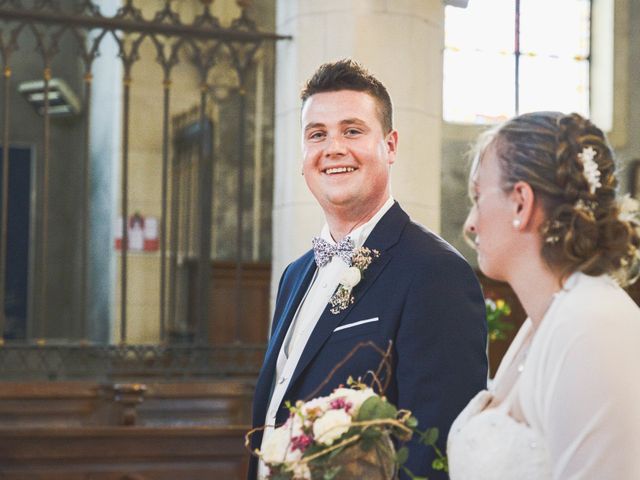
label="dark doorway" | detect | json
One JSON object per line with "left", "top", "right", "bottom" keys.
{"left": 1, "top": 146, "right": 32, "bottom": 340}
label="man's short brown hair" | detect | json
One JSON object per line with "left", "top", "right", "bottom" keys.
{"left": 300, "top": 59, "right": 393, "bottom": 134}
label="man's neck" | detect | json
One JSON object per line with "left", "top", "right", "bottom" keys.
{"left": 325, "top": 196, "right": 391, "bottom": 242}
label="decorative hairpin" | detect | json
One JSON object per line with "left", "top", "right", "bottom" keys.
{"left": 543, "top": 220, "right": 562, "bottom": 245}
{"left": 544, "top": 235, "right": 560, "bottom": 245}
{"left": 575, "top": 199, "right": 596, "bottom": 221}
{"left": 577, "top": 146, "right": 601, "bottom": 195}
{"left": 618, "top": 194, "right": 640, "bottom": 223}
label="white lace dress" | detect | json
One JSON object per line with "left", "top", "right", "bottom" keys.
{"left": 447, "top": 273, "right": 640, "bottom": 480}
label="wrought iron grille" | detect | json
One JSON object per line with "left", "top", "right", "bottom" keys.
{"left": 0, "top": 0, "right": 285, "bottom": 379}
{"left": 0, "top": 343, "right": 266, "bottom": 380}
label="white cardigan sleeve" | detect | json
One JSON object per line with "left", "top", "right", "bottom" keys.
{"left": 534, "top": 301, "right": 640, "bottom": 479}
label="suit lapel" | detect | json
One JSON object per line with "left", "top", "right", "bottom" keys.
{"left": 288, "top": 253, "right": 392, "bottom": 396}
{"left": 254, "top": 254, "right": 316, "bottom": 418}
{"left": 267, "top": 256, "right": 316, "bottom": 359}
{"left": 287, "top": 202, "right": 410, "bottom": 396}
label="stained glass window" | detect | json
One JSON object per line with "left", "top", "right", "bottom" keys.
{"left": 443, "top": 0, "right": 591, "bottom": 124}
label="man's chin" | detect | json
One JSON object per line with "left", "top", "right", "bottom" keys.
{"left": 320, "top": 195, "right": 358, "bottom": 211}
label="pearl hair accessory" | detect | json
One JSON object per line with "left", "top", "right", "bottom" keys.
{"left": 577, "top": 146, "right": 601, "bottom": 195}
{"left": 543, "top": 146, "right": 603, "bottom": 245}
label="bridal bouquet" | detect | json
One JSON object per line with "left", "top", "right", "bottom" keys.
{"left": 250, "top": 377, "right": 446, "bottom": 480}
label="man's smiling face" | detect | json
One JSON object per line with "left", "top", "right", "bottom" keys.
{"left": 301, "top": 89, "right": 397, "bottom": 220}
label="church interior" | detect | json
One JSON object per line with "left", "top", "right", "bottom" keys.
{"left": 0, "top": 0, "right": 638, "bottom": 478}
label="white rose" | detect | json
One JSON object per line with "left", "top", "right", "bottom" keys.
{"left": 287, "top": 412, "right": 305, "bottom": 434}
{"left": 301, "top": 395, "right": 331, "bottom": 416}
{"left": 312, "top": 408, "right": 352, "bottom": 445}
{"left": 260, "top": 424, "right": 302, "bottom": 465}
{"left": 340, "top": 267, "right": 361, "bottom": 288}
{"left": 329, "top": 387, "right": 376, "bottom": 415}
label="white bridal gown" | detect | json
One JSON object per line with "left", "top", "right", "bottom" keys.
{"left": 447, "top": 273, "right": 640, "bottom": 479}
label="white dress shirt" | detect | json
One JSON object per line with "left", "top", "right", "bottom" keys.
{"left": 258, "top": 197, "right": 394, "bottom": 479}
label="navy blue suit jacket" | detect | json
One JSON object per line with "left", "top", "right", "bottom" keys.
{"left": 249, "top": 202, "right": 487, "bottom": 479}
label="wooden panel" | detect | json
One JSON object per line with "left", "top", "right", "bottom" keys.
{"left": 209, "top": 261, "right": 271, "bottom": 344}
{"left": 0, "top": 383, "right": 108, "bottom": 427}
{"left": 0, "top": 426, "right": 249, "bottom": 479}
{"left": 186, "top": 261, "right": 271, "bottom": 345}
{"left": 0, "top": 381, "right": 255, "bottom": 479}
{"left": 139, "top": 382, "right": 254, "bottom": 426}
{"left": 0, "top": 381, "right": 254, "bottom": 428}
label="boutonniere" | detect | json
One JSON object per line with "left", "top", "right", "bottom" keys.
{"left": 329, "top": 247, "right": 380, "bottom": 314}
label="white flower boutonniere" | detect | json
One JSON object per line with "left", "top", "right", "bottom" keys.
{"left": 329, "top": 247, "right": 380, "bottom": 314}
{"left": 340, "top": 267, "right": 362, "bottom": 288}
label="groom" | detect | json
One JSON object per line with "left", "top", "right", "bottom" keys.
{"left": 250, "top": 60, "right": 487, "bottom": 479}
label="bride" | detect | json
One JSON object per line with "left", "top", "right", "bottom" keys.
{"left": 447, "top": 112, "right": 640, "bottom": 479}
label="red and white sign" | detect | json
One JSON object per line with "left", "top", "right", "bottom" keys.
{"left": 114, "top": 213, "right": 160, "bottom": 252}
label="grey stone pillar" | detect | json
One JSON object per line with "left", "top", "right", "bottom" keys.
{"left": 272, "top": 0, "right": 445, "bottom": 301}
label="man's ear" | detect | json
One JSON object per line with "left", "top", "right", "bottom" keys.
{"left": 386, "top": 130, "right": 398, "bottom": 165}
{"left": 511, "top": 181, "right": 536, "bottom": 229}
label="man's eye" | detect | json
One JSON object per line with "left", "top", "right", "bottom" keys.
{"left": 308, "top": 131, "right": 325, "bottom": 140}
{"left": 345, "top": 128, "right": 361, "bottom": 136}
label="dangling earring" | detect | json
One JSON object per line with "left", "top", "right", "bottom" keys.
{"left": 512, "top": 218, "right": 521, "bottom": 229}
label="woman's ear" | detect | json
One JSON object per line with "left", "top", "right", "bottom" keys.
{"left": 511, "top": 181, "right": 536, "bottom": 230}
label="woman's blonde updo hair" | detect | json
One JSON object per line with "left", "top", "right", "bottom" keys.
{"left": 476, "top": 111, "right": 640, "bottom": 284}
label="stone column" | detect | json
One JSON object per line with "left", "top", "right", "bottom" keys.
{"left": 272, "top": 0, "right": 445, "bottom": 299}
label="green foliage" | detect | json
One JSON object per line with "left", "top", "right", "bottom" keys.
{"left": 432, "top": 457, "right": 448, "bottom": 471}
{"left": 419, "top": 427, "right": 439, "bottom": 446}
{"left": 401, "top": 465, "right": 428, "bottom": 480}
{"left": 284, "top": 400, "right": 296, "bottom": 414}
{"left": 356, "top": 396, "right": 398, "bottom": 422}
{"left": 321, "top": 466, "right": 342, "bottom": 480}
{"left": 406, "top": 415, "right": 419, "bottom": 429}
{"left": 269, "top": 468, "right": 292, "bottom": 480}
{"left": 396, "top": 446, "right": 409, "bottom": 465}
{"left": 486, "top": 298, "right": 513, "bottom": 342}
{"left": 305, "top": 442, "right": 330, "bottom": 459}
{"left": 359, "top": 425, "right": 382, "bottom": 451}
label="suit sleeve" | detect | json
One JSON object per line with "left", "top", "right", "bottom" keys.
{"left": 396, "top": 252, "right": 487, "bottom": 480}
{"left": 269, "top": 263, "right": 292, "bottom": 339}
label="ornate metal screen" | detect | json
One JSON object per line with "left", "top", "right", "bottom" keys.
{"left": 0, "top": 0, "right": 285, "bottom": 380}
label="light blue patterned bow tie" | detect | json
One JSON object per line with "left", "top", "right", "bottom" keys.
{"left": 312, "top": 236, "right": 354, "bottom": 267}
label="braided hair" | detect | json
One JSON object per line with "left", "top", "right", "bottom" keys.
{"left": 475, "top": 111, "right": 640, "bottom": 284}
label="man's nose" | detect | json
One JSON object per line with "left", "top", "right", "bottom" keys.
{"left": 325, "top": 135, "right": 347, "bottom": 156}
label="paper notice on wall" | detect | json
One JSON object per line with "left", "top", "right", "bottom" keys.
{"left": 114, "top": 214, "right": 160, "bottom": 252}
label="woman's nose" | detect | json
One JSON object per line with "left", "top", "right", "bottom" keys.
{"left": 463, "top": 215, "right": 476, "bottom": 234}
